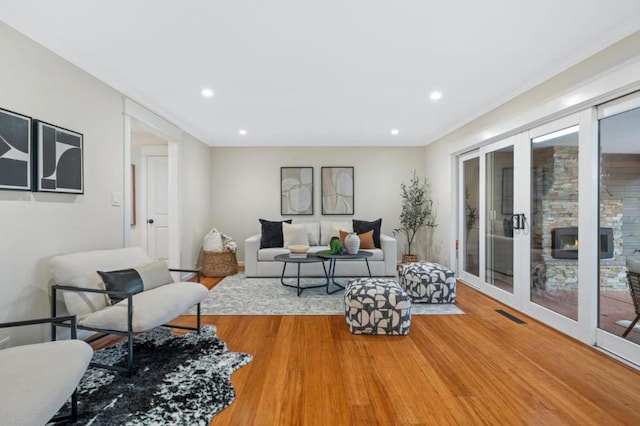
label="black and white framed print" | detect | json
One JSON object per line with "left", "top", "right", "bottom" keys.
{"left": 321, "top": 166, "right": 354, "bottom": 215}
{"left": 0, "top": 107, "right": 32, "bottom": 191}
{"left": 281, "top": 166, "right": 313, "bottom": 215}
{"left": 35, "top": 121, "right": 84, "bottom": 193}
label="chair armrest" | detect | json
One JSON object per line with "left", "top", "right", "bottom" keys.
{"left": 53, "top": 284, "right": 135, "bottom": 298}
{"left": 0, "top": 315, "right": 79, "bottom": 339}
{"left": 169, "top": 267, "right": 201, "bottom": 283}
{"left": 245, "top": 234, "right": 261, "bottom": 277}
{"left": 380, "top": 234, "right": 398, "bottom": 276}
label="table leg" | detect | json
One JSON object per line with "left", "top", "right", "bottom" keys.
{"left": 280, "top": 260, "right": 329, "bottom": 296}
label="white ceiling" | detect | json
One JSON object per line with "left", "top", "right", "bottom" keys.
{"left": 1, "top": 1, "right": 639, "bottom": 147}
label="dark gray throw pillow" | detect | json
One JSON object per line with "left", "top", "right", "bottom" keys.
{"left": 259, "top": 219, "right": 292, "bottom": 249}
{"left": 97, "top": 269, "right": 144, "bottom": 304}
{"left": 353, "top": 218, "right": 382, "bottom": 248}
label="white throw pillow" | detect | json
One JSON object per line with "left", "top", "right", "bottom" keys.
{"left": 282, "top": 222, "right": 309, "bottom": 247}
{"left": 203, "top": 229, "right": 223, "bottom": 252}
{"left": 320, "top": 220, "right": 353, "bottom": 245}
{"left": 137, "top": 261, "right": 174, "bottom": 290}
{"left": 304, "top": 222, "right": 320, "bottom": 246}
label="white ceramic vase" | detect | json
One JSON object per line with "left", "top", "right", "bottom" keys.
{"left": 344, "top": 232, "right": 360, "bottom": 254}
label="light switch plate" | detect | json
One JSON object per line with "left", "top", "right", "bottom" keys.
{"left": 111, "top": 192, "right": 122, "bottom": 206}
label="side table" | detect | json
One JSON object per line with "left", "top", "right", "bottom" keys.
{"left": 316, "top": 250, "right": 373, "bottom": 294}
{"left": 274, "top": 253, "right": 329, "bottom": 296}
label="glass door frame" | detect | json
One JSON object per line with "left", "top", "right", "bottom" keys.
{"left": 477, "top": 134, "right": 525, "bottom": 308}
{"left": 595, "top": 91, "right": 640, "bottom": 365}
{"left": 457, "top": 150, "right": 481, "bottom": 287}
{"left": 519, "top": 112, "right": 597, "bottom": 343}
{"left": 457, "top": 111, "right": 598, "bottom": 346}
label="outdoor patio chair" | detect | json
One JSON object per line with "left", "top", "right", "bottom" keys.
{"left": 622, "top": 271, "right": 640, "bottom": 338}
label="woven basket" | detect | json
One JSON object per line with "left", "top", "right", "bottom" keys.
{"left": 202, "top": 251, "right": 238, "bottom": 277}
{"left": 401, "top": 254, "right": 418, "bottom": 264}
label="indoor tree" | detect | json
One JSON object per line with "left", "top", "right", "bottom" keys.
{"left": 393, "top": 170, "right": 437, "bottom": 261}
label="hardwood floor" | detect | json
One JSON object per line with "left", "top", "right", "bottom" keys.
{"left": 165, "top": 277, "right": 640, "bottom": 425}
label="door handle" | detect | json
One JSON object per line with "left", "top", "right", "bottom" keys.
{"left": 147, "top": 219, "right": 154, "bottom": 224}
{"left": 511, "top": 214, "right": 526, "bottom": 230}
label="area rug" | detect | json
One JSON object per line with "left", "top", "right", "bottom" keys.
{"left": 66, "top": 325, "right": 252, "bottom": 425}
{"left": 193, "top": 273, "right": 464, "bottom": 315}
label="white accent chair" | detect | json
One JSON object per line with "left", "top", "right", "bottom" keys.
{"left": 49, "top": 247, "right": 209, "bottom": 376}
{"left": 0, "top": 316, "right": 93, "bottom": 425}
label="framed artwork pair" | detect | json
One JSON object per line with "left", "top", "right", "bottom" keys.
{"left": 281, "top": 166, "right": 354, "bottom": 216}
{"left": 0, "top": 107, "right": 83, "bottom": 194}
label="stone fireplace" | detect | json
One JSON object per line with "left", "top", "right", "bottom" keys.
{"left": 532, "top": 146, "right": 625, "bottom": 291}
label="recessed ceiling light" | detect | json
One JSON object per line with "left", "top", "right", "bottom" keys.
{"left": 391, "top": 129, "right": 400, "bottom": 136}
{"left": 201, "top": 88, "right": 214, "bottom": 98}
{"left": 238, "top": 129, "right": 247, "bottom": 136}
{"left": 429, "top": 91, "right": 443, "bottom": 101}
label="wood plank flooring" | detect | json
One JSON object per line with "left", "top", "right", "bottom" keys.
{"left": 164, "top": 277, "right": 640, "bottom": 425}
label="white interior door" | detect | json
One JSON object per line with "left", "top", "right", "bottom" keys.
{"left": 143, "top": 149, "right": 169, "bottom": 262}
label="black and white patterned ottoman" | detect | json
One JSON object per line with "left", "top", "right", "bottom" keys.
{"left": 344, "top": 278, "right": 411, "bottom": 335}
{"left": 398, "top": 262, "right": 456, "bottom": 303}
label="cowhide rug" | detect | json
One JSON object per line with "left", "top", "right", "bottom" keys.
{"left": 63, "top": 325, "right": 251, "bottom": 425}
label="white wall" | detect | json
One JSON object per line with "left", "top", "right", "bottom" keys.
{"left": 0, "top": 21, "right": 124, "bottom": 343}
{"left": 210, "top": 146, "right": 426, "bottom": 262}
{"left": 180, "top": 133, "right": 212, "bottom": 269}
{"left": 424, "top": 31, "right": 640, "bottom": 270}
{"left": 0, "top": 21, "right": 213, "bottom": 344}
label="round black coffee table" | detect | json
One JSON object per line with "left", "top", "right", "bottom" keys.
{"left": 274, "top": 253, "right": 329, "bottom": 296}
{"left": 316, "top": 250, "right": 373, "bottom": 294}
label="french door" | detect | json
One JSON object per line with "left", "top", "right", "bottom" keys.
{"left": 460, "top": 114, "right": 591, "bottom": 340}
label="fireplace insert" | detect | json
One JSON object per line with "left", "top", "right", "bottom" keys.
{"left": 551, "top": 227, "right": 613, "bottom": 259}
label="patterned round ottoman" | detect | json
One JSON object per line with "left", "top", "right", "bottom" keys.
{"left": 344, "top": 278, "right": 411, "bottom": 335}
{"left": 398, "top": 262, "right": 456, "bottom": 303}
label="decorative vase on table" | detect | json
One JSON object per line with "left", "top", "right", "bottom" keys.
{"left": 344, "top": 232, "right": 360, "bottom": 254}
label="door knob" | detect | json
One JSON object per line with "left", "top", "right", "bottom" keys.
{"left": 147, "top": 219, "right": 154, "bottom": 224}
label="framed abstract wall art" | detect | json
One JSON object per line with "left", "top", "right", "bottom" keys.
{"left": 321, "top": 166, "right": 354, "bottom": 215}
{"left": 35, "top": 121, "right": 84, "bottom": 194}
{"left": 281, "top": 166, "right": 313, "bottom": 215}
{"left": 0, "top": 107, "right": 33, "bottom": 191}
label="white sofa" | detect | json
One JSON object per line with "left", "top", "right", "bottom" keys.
{"left": 245, "top": 221, "right": 397, "bottom": 278}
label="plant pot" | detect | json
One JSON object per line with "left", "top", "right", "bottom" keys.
{"left": 402, "top": 254, "right": 418, "bottom": 263}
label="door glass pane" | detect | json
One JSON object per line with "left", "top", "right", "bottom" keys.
{"left": 485, "top": 147, "right": 514, "bottom": 292}
{"left": 599, "top": 107, "right": 640, "bottom": 345}
{"left": 530, "top": 125, "right": 579, "bottom": 320}
{"left": 463, "top": 157, "right": 480, "bottom": 276}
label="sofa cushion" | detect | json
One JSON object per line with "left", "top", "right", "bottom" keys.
{"left": 63, "top": 272, "right": 110, "bottom": 319}
{"left": 304, "top": 222, "right": 320, "bottom": 246}
{"left": 283, "top": 222, "right": 309, "bottom": 247}
{"left": 353, "top": 218, "right": 382, "bottom": 248}
{"left": 258, "top": 247, "right": 290, "bottom": 261}
{"left": 320, "top": 220, "right": 353, "bottom": 245}
{"left": 259, "top": 219, "right": 292, "bottom": 248}
{"left": 360, "top": 248, "right": 384, "bottom": 261}
{"left": 0, "top": 340, "right": 93, "bottom": 426}
{"left": 80, "top": 282, "right": 208, "bottom": 332}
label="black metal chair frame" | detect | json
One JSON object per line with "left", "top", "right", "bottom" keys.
{"left": 51, "top": 268, "right": 202, "bottom": 376}
{"left": 622, "top": 271, "right": 640, "bottom": 338}
{"left": 0, "top": 315, "right": 83, "bottom": 424}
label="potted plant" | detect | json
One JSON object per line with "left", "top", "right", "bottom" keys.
{"left": 393, "top": 171, "right": 437, "bottom": 263}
